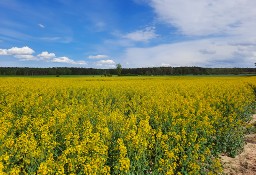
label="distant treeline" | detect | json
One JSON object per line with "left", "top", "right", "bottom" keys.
{"left": 0, "top": 67, "right": 255, "bottom": 76}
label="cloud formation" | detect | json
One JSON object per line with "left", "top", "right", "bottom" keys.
{"left": 96, "top": 59, "right": 116, "bottom": 67}
{"left": 52, "top": 57, "right": 86, "bottom": 65}
{"left": 0, "top": 46, "right": 36, "bottom": 60}
{"left": 120, "top": 0, "right": 256, "bottom": 68}
{"left": 0, "top": 49, "right": 8, "bottom": 55}
{"left": 0, "top": 46, "right": 86, "bottom": 65}
{"left": 123, "top": 37, "right": 256, "bottom": 68}
{"left": 123, "top": 27, "right": 157, "bottom": 42}
{"left": 88, "top": 54, "right": 109, "bottom": 59}
{"left": 0, "top": 46, "right": 35, "bottom": 55}
{"left": 1, "top": 1, "right": 255, "bottom": 68}
{"left": 37, "top": 51, "right": 56, "bottom": 59}
{"left": 149, "top": 0, "right": 256, "bottom": 36}
{"left": 38, "top": 23, "right": 45, "bottom": 28}
{"left": 14, "top": 55, "right": 35, "bottom": 60}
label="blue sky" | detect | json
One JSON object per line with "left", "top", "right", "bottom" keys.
{"left": 0, "top": 0, "right": 256, "bottom": 68}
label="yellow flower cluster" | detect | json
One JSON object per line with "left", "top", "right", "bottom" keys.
{"left": 0, "top": 76, "right": 255, "bottom": 174}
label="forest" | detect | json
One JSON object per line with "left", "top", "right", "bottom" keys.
{"left": 0, "top": 66, "right": 255, "bottom": 76}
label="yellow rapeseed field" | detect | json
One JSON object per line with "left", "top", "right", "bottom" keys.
{"left": 0, "top": 76, "right": 255, "bottom": 174}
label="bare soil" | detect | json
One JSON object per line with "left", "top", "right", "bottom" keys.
{"left": 221, "top": 115, "right": 256, "bottom": 175}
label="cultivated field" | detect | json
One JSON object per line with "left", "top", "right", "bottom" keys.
{"left": 0, "top": 76, "right": 255, "bottom": 174}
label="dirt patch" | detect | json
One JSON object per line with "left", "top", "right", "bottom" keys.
{"left": 221, "top": 115, "right": 256, "bottom": 175}
{"left": 250, "top": 114, "right": 256, "bottom": 124}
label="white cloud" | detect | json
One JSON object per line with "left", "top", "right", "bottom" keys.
{"left": 41, "top": 37, "right": 61, "bottom": 41}
{"left": 119, "top": 0, "right": 256, "bottom": 68}
{"left": 52, "top": 57, "right": 75, "bottom": 63}
{"left": 0, "top": 46, "right": 86, "bottom": 65}
{"left": 99, "top": 59, "right": 115, "bottom": 64}
{"left": 7, "top": 46, "right": 35, "bottom": 55}
{"left": 0, "top": 46, "right": 35, "bottom": 60}
{"left": 14, "top": 54, "right": 36, "bottom": 60}
{"left": 161, "top": 63, "right": 171, "bottom": 67}
{"left": 149, "top": 0, "right": 256, "bottom": 37}
{"left": 52, "top": 56, "right": 86, "bottom": 65}
{"left": 38, "top": 23, "right": 45, "bottom": 28}
{"left": 122, "top": 37, "right": 256, "bottom": 68}
{"left": 96, "top": 59, "right": 116, "bottom": 67}
{"left": 88, "top": 54, "right": 109, "bottom": 59}
{"left": 74, "top": 61, "right": 87, "bottom": 65}
{"left": 0, "top": 49, "right": 8, "bottom": 55}
{"left": 37, "top": 51, "right": 56, "bottom": 59}
{"left": 123, "top": 27, "right": 158, "bottom": 42}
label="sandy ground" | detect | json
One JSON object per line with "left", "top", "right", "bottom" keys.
{"left": 221, "top": 114, "right": 256, "bottom": 175}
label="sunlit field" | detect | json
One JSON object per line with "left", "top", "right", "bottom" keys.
{"left": 0, "top": 76, "right": 255, "bottom": 174}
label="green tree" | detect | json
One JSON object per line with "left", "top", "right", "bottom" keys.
{"left": 116, "top": 63, "right": 122, "bottom": 76}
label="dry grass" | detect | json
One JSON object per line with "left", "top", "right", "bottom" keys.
{"left": 221, "top": 115, "right": 256, "bottom": 175}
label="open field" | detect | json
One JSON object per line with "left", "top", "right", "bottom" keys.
{"left": 0, "top": 76, "right": 255, "bottom": 174}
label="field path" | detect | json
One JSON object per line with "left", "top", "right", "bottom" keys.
{"left": 221, "top": 115, "right": 256, "bottom": 175}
